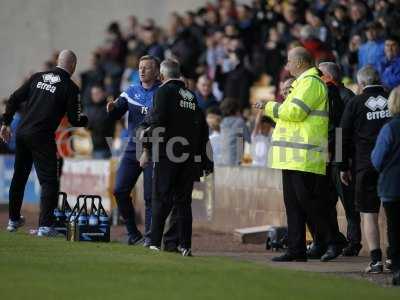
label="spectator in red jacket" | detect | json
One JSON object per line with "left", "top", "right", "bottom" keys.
{"left": 300, "top": 25, "right": 335, "bottom": 63}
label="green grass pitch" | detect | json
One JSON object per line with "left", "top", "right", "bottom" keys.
{"left": 0, "top": 231, "right": 399, "bottom": 300}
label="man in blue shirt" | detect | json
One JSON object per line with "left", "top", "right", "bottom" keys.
{"left": 378, "top": 36, "right": 400, "bottom": 91}
{"left": 107, "top": 55, "right": 160, "bottom": 245}
{"left": 358, "top": 22, "right": 385, "bottom": 71}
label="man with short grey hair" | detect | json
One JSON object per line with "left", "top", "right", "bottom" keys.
{"left": 319, "top": 62, "right": 341, "bottom": 82}
{"left": 340, "top": 65, "right": 391, "bottom": 273}
{"left": 318, "top": 61, "right": 361, "bottom": 256}
{"left": 160, "top": 59, "right": 181, "bottom": 79}
{"left": 356, "top": 65, "right": 381, "bottom": 87}
{"left": 141, "top": 59, "right": 213, "bottom": 256}
{"left": 319, "top": 62, "right": 355, "bottom": 105}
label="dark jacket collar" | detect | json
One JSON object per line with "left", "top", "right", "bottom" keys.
{"left": 161, "top": 79, "right": 186, "bottom": 87}
{"left": 54, "top": 67, "right": 72, "bottom": 78}
{"left": 363, "top": 85, "right": 385, "bottom": 93}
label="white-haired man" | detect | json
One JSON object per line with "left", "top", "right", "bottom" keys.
{"left": 340, "top": 65, "right": 391, "bottom": 273}
{"left": 141, "top": 59, "right": 213, "bottom": 256}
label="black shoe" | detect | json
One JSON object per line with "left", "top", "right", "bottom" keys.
{"left": 271, "top": 253, "right": 307, "bottom": 262}
{"left": 385, "top": 259, "right": 392, "bottom": 272}
{"left": 365, "top": 261, "right": 383, "bottom": 274}
{"left": 143, "top": 238, "right": 151, "bottom": 248}
{"left": 127, "top": 235, "right": 144, "bottom": 246}
{"left": 164, "top": 243, "right": 179, "bottom": 253}
{"left": 342, "top": 244, "right": 362, "bottom": 257}
{"left": 307, "top": 244, "right": 325, "bottom": 259}
{"left": 393, "top": 271, "right": 400, "bottom": 286}
{"left": 181, "top": 248, "right": 193, "bottom": 257}
{"left": 321, "top": 246, "right": 341, "bottom": 262}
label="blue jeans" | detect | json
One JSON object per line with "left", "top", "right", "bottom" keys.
{"left": 113, "top": 150, "right": 152, "bottom": 238}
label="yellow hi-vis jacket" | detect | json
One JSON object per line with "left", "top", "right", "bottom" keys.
{"left": 264, "top": 67, "right": 329, "bottom": 175}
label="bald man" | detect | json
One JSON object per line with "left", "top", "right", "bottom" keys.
{"left": 257, "top": 47, "right": 338, "bottom": 262}
{"left": 1, "top": 50, "right": 88, "bottom": 236}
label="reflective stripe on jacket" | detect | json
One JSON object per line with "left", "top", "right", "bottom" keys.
{"left": 264, "top": 67, "right": 329, "bottom": 175}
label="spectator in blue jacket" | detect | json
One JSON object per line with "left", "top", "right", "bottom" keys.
{"left": 371, "top": 87, "right": 400, "bottom": 286}
{"left": 358, "top": 22, "right": 385, "bottom": 71}
{"left": 378, "top": 36, "right": 400, "bottom": 91}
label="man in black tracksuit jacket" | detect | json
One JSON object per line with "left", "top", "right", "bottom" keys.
{"left": 140, "top": 59, "right": 213, "bottom": 256}
{"left": 0, "top": 50, "right": 88, "bottom": 235}
{"left": 318, "top": 62, "right": 362, "bottom": 256}
{"left": 340, "top": 66, "right": 390, "bottom": 272}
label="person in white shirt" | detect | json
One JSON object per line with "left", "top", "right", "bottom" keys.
{"left": 251, "top": 113, "right": 275, "bottom": 167}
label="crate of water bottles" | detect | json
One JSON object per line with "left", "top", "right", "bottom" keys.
{"left": 65, "top": 194, "right": 110, "bottom": 242}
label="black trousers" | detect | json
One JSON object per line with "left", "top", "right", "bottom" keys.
{"left": 384, "top": 201, "right": 400, "bottom": 272}
{"left": 151, "top": 158, "right": 195, "bottom": 249}
{"left": 282, "top": 170, "right": 333, "bottom": 256}
{"left": 163, "top": 206, "right": 180, "bottom": 249}
{"left": 312, "top": 164, "right": 351, "bottom": 247}
{"left": 9, "top": 134, "right": 59, "bottom": 227}
{"left": 331, "top": 165, "right": 362, "bottom": 246}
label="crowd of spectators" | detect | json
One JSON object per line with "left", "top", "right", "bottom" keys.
{"left": 1, "top": 0, "right": 400, "bottom": 164}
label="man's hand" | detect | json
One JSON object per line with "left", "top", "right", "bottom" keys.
{"left": 204, "top": 168, "right": 213, "bottom": 177}
{"left": 0, "top": 125, "right": 11, "bottom": 143}
{"left": 106, "top": 96, "right": 116, "bottom": 112}
{"left": 253, "top": 100, "right": 267, "bottom": 110}
{"left": 78, "top": 115, "right": 89, "bottom": 127}
{"left": 137, "top": 126, "right": 150, "bottom": 142}
{"left": 139, "top": 149, "right": 150, "bottom": 168}
{"left": 340, "top": 170, "right": 352, "bottom": 186}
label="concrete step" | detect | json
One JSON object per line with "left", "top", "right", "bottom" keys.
{"left": 234, "top": 225, "right": 272, "bottom": 244}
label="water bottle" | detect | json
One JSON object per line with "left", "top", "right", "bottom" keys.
{"left": 69, "top": 200, "right": 80, "bottom": 223}
{"left": 69, "top": 211, "right": 77, "bottom": 223}
{"left": 98, "top": 200, "right": 109, "bottom": 232}
{"left": 64, "top": 208, "right": 72, "bottom": 221}
{"left": 89, "top": 200, "right": 99, "bottom": 226}
{"left": 99, "top": 211, "right": 109, "bottom": 228}
{"left": 69, "top": 216, "right": 76, "bottom": 241}
{"left": 54, "top": 208, "right": 64, "bottom": 222}
{"left": 78, "top": 200, "right": 88, "bottom": 226}
{"left": 78, "top": 213, "right": 88, "bottom": 226}
{"left": 63, "top": 200, "right": 72, "bottom": 221}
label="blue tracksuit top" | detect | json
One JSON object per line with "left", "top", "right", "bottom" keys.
{"left": 109, "top": 82, "right": 160, "bottom": 152}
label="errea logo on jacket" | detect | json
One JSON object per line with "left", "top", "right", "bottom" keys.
{"left": 365, "top": 96, "right": 391, "bottom": 120}
{"left": 36, "top": 73, "right": 61, "bottom": 94}
{"left": 42, "top": 73, "right": 61, "bottom": 84}
{"left": 179, "top": 88, "right": 196, "bottom": 111}
{"left": 179, "top": 89, "right": 194, "bottom": 101}
{"left": 365, "top": 96, "right": 387, "bottom": 111}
